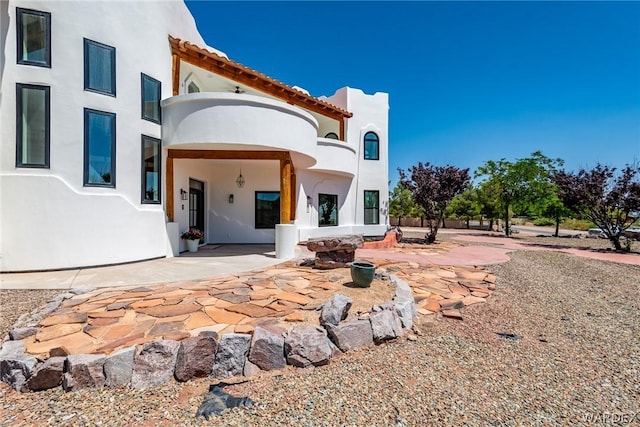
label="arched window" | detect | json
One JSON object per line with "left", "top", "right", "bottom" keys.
{"left": 363, "top": 132, "right": 379, "bottom": 160}
{"left": 324, "top": 132, "right": 339, "bottom": 140}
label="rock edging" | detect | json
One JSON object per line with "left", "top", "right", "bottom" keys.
{"left": 1, "top": 274, "right": 415, "bottom": 393}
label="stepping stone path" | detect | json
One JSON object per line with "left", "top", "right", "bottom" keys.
{"left": 1, "top": 247, "right": 495, "bottom": 393}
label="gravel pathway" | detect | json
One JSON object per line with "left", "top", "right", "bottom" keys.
{"left": 2, "top": 248, "right": 639, "bottom": 426}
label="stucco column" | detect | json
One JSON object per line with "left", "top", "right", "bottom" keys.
{"left": 275, "top": 224, "right": 297, "bottom": 259}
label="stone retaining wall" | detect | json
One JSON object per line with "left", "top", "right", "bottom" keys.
{"left": 0, "top": 275, "right": 415, "bottom": 393}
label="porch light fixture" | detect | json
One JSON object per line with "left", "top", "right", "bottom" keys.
{"left": 180, "top": 189, "right": 188, "bottom": 200}
{"left": 236, "top": 168, "right": 245, "bottom": 188}
{"left": 228, "top": 194, "right": 234, "bottom": 204}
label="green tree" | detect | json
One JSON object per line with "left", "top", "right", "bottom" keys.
{"left": 388, "top": 182, "right": 421, "bottom": 226}
{"left": 475, "top": 151, "right": 563, "bottom": 236}
{"left": 530, "top": 187, "right": 571, "bottom": 237}
{"left": 446, "top": 188, "right": 481, "bottom": 228}
{"left": 477, "top": 180, "right": 501, "bottom": 231}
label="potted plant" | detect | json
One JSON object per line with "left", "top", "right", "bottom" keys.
{"left": 181, "top": 228, "right": 204, "bottom": 253}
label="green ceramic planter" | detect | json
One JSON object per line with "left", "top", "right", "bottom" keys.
{"left": 350, "top": 261, "right": 375, "bottom": 288}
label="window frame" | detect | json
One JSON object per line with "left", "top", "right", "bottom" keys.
{"left": 141, "top": 135, "right": 161, "bottom": 204}
{"left": 141, "top": 73, "right": 161, "bottom": 124}
{"left": 83, "top": 38, "right": 116, "bottom": 96}
{"left": 318, "top": 193, "right": 339, "bottom": 227}
{"left": 363, "top": 131, "right": 380, "bottom": 160}
{"left": 364, "top": 190, "right": 380, "bottom": 225}
{"left": 16, "top": 83, "right": 50, "bottom": 168}
{"left": 255, "top": 191, "right": 281, "bottom": 229}
{"left": 83, "top": 108, "right": 116, "bottom": 188}
{"left": 16, "top": 7, "right": 51, "bottom": 68}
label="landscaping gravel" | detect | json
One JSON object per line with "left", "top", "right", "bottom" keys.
{"left": 2, "top": 246, "right": 639, "bottom": 426}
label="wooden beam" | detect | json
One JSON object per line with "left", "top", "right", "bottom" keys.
{"left": 172, "top": 54, "right": 180, "bottom": 96}
{"left": 168, "top": 37, "right": 352, "bottom": 122}
{"left": 280, "top": 158, "right": 292, "bottom": 224}
{"left": 339, "top": 118, "right": 345, "bottom": 141}
{"left": 168, "top": 149, "right": 289, "bottom": 161}
{"left": 290, "top": 169, "right": 296, "bottom": 221}
{"left": 166, "top": 156, "right": 174, "bottom": 222}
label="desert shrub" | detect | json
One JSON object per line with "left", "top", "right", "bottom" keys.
{"left": 561, "top": 218, "right": 594, "bottom": 231}
{"left": 533, "top": 217, "right": 555, "bottom": 226}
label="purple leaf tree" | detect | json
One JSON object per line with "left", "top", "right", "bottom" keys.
{"left": 399, "top": 163, "right": 470, "bottom": 243}
{"left": 552, "top": 164, "right": 640, "bottom": 252}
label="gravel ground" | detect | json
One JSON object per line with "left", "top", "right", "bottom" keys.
{"left": 0, "top": 290, "right": 61, "bottom": 340}
{"left": 1, "top": 241, "right": 639, "bottom": 426}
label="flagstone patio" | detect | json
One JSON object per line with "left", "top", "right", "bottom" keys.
{"left": 13, "top": 244, "right": 496, "bottom": 360}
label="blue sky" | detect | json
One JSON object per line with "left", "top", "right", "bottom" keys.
{"left": 185, "top": 1, "right": 640, "bottom": 187}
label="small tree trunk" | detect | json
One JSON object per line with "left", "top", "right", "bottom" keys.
{"left": 398, "top": 217, "right": 402, "bottom": 227}
{"left": 466, "top": 218, "right": 470, "bottom": 229}
{"left": 554, "top": 215, "right": 560, "bottom": 237}
{"left": 610, "top": 234, "right": 623, "bottom": 251}
{"left": 488, "top": 219, "right": 494, "bottom": 231}
{"left": 421, "top": 216, "right": 424, "bottom": 227}
{"left": 504, "top": 205, "right": 510, "bottom": 236}
{"left": 441, "top": 215, "right": 446, "bottom": 228}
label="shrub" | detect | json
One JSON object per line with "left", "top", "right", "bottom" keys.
{"left": 560, "top": 218, "right": 594, "bottom": 231}
{"left": 533, "top": 217, "right": 555, "bottom": 226}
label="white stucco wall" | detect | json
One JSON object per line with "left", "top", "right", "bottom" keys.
{"left": 162, "top": 93, "right": 318, "bottom": 168}
{"left": 298, "top": 87, "right": 389, "bottom": 240}
{"left": 173, "top": 159, "right": 281, "bottom": 248}
{"left": 0, "top": 0, "right": 205, "bottom": 271}
{"left": 0, "top": 1, "right": 390, "bottom": 272}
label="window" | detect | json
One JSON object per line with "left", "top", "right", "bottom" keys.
{"left": 17, "top": 8, "right": 51, "bottom": 67}
{"left": 364, "top": 190, "right": 380, "bottom": 225}
{"left": 324, "top": 132, "right": 338, "bottom": 140}
{"left": 363, "top": 131, "right": 379, "bottom": 160}
{"left": 255, "top": 192, "right": 280, "bottom": 229}
{"left": 84, "top": 38, "right": 116, "bottom": 96}
{"left": 16, "top": 84, "right": 50, "bottom": 167}
{"left": 84, "top": 108, "right": 116, "bottom": 187}
{"left": 319, "top": 193, "right": 338, "bottom": 226}
{"left": 187, "top": 81, "right": 200, "bottom": 93}
{"left": 141, "top": 74, "right": 161, "bottom": 123}
{"left": 141, "top": 135, "right": 161, "bottom": 203}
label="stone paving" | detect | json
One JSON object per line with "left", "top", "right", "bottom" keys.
{"left": 13, "top": 244, "right": 496, "bottom": 360}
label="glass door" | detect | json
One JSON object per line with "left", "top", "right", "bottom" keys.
{"left": 189, "top": 178, "right": 205, "bottom": 242}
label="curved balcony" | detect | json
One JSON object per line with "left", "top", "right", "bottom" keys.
{"left": 307, "top": 138, "right": 357, "bottom": 177}
{"left": 162, "top": 93, "right": 318, "bottom": 168}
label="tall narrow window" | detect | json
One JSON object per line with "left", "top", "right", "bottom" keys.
{"left": 84, "top": 38, "right": 116, "bottom": 96}
{"left": 16, "top": 84, "right": 50, "bottom": 167}
{"left": 363, "top": 131, "right": 379, "bottom": 160}
{"left": 84, "top": 108, "right": 116, "bottom": 187}
{"left": 319, "top": 193, "right": 338, "bottom": 226}
{"left": 255, "top": 192, "right": 280, "bottom": 229}
{"left": 141, "top": 135, "right": 161, "bottom": 203}
{"left": 17, "top": 8, "right": 51, "bottom": 67}
{"left": 141, "top": 73, "right": 161, "bottom": 123}
{"left": 364, "top": 190, "right": 380, "bottom": 225}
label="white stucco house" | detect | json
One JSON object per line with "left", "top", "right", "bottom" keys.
{"left": 0, "top": 0, "right": 389, "bottom": 272}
